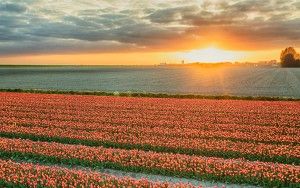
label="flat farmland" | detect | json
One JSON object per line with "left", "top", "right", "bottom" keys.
{"left": 0, "top": 92, "right": 299, "bottom": 187}
{"left": 1, "top": 66, "right": 300, "bottom": 98}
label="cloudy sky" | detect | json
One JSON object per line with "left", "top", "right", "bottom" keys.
{"left": 0, "top": 0, "right": 299, "bottom": 64}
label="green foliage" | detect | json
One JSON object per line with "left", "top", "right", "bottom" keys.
{"left": 0, "top": 88, "right": 299, "bottom": 101}
{"left": 0, "top": 180, "right": 35, "bottom": 188}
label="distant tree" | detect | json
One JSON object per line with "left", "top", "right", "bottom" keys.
{"left": 296, "top": 59, "right": 300, "bottom": 67}
{"left": 280, "top": 47, "right": 300, "bottom": 67}
{"left": 281, "top": 54, "right": 295, "bottom": 67}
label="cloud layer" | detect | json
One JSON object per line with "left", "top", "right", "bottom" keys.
{"left": 0, "top": 0, "right": 299, "bottom": 56}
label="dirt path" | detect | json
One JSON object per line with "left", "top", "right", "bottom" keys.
{"left": 99, "top": 168, "right": 261, "bottom": 188}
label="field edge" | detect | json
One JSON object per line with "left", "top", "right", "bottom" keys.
{"left": 1, "top": 88, "right": 299, "bottom": 101}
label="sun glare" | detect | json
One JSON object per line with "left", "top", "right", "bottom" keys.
{"left": 174, "top": 47, "right": 246, "bottom": 63}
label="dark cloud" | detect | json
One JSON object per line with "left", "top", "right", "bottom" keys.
{"left": 0, "top": 0, "right": 299, "bottom": 56}
{"left": 293, "top": 1, "right": 300, "bottom": 9}
{"left": 0, "top": 40, "right": 138, "bottom": 55}
{"left": 0, "top": 2, "right": 27, "bottom": 13}
{"left": 146, "top": 0, "right": 300, "bottom": 45}
{"left": 147, "top": 5, "right": 199, "bottom": 24}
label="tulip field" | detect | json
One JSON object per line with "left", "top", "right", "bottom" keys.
{"left": 0, "top": 92, "right": 299, "bottom": 187}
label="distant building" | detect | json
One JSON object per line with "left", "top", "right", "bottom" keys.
{"left": 269, "top": 60, "right": 277, "bottom": 64}
{"left": 159, "top": 62, "right": 167, "bottom": 66}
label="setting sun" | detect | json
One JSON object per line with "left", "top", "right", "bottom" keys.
{"left": 174, "top": 47, "right": 246, "bottom": 63}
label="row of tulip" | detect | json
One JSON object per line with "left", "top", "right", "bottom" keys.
{"left": 1, "top": 114, "right": 299, "bottom": 145}
{"left": 1, "top": 103, "right": 298, "bottom": 128}
{"left": 1, "top": 92, "right": 299, "bottom": 128}
{"left": 1, "top": 111, "right": 299, "bottom": 136}
{"left": 1, "top": 93, "right": 299, "bottom": 147}
{"left": 2, "top": 92, "right": 298, "bottom": 112}
{"left": 0, "top": 124, "right": 299, "bottom": 165}
{"left": 0, "top": 159, "right": 199, "bottom": 188}
{"left": 1, "top": 106, "right": 299, "bottom": 131}
{"left": 0, "top": 92, "right": 299, "bottom": 187}
{"left": 0, "top": 137, "right": 299, "bottom": 187}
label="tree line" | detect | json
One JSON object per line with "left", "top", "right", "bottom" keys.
{"left": 280, "top": 47, "right": 300, "bottom": 67}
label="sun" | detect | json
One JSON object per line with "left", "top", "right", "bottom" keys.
{"left": 174, "top": 47, "right": 246, "bottom": 63}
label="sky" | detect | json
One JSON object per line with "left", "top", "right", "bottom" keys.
{"left": 0, "top": 0, "right": 299, "bottom": 65}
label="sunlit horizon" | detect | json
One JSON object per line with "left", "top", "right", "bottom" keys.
{"left": 0, "top": 47, "right": 293, "bottom": 65}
